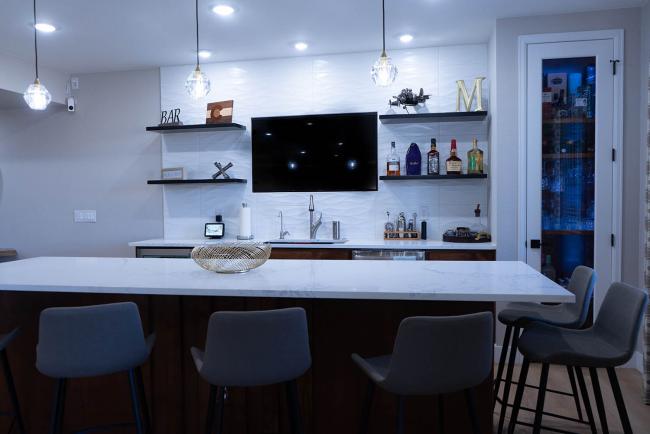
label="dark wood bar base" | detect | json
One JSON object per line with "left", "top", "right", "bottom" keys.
{"left": 0, "top": 293, "right": 494, "bottom": 434}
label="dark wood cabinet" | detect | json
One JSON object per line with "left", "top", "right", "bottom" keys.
{"left": 0, "top": 293, "right": 493, "bottom": 434}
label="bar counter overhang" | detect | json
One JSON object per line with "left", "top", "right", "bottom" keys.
{"left": 0, "top": 257, "right": 573, "bottom": 434}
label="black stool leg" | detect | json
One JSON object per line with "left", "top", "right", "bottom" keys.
{"left": 437, "top": 394, "right": 444, "bottom": 434}
{"left": 566, "top": 365, "right": 584, "bottom": 422}
{"left": 286, "top": 380, "right": 304, "bottom": 434}
{"left": 135, "top": 367, "right": 152, "bottom": 434}
{"left": 215, "top": 386, "right": 225, "bottom": 434}
{"left": 507, "top": 358, "right": 529, "bottom": 434}
{"left": 359, "top": 380, "right": 375, "bottom": 434}
{"left": 205, "top": 385, "right": 217, "bottom": 434}
{"left": 494, "top": 325, "right": 512, "bottom": 405}
{"left": 589, "top": 367, "right": 609, "bottom": 434}
{"left": 575, "top": 367, "right": 597, "bottom": 434}
{"left": 128, "top": 369, "right": 144, "bottom": 434}
{"left": 395, "top": 396, "right": 404, "bottom": 434}
{"left": 497, "top": 326, "right": 520, "bottom": 434}
{"left": 532, "top": 363, "right": 549, "bottom": 434}
{"left": 1, "top": 350, "right": 25, "bottom": 434}
{"left": 464, "top": 389, "right": 480, "bottom": 434}
{"left": 49, "top": 378, "right": 66, "bottom": 434}
{"left": 607, "top": 367, "right": 633, "bottom": 434}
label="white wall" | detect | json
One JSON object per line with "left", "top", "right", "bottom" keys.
{"left": 641, "top": 3, "right": 650, "bottom": 286}
{"left": 160, "top": 45, "right": 491, "bottom": 241}
{"left": 0, "top": 69, "right": 163, "bottom": 258}
{"left": 492, "top": 8, "right": 644, "bottom": 288}
{"left": 0, "top": 52, "right": 68, "bottom": 104}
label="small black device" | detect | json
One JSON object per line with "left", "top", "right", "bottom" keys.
{"left": 420, "top": 221, "right": 427, "bottom": 240}
{"left": 205, "top": 215, "right": 225, "bottom": 239}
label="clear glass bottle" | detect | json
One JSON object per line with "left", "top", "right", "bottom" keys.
{"left": 445, "top": 139, "right": 462, "bottom": 175}
{"left": 427, "top": 138, "right": 440, "bottom": 175}
{"left": 386, "top": 141, "right": 401, "bottom": 176}
{"left": 467, "top": 138, "right": 484, "bottom": 174}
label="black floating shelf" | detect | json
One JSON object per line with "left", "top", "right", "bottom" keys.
{"left": 145, "top": 123, "right": 246, "bottom": 133}
{"left": 147, "top": 178, "right": 247, "bottom": 185}
{"left": 380, "top": 174, "right": 487, "bottom": 180}
{"left": 379, "top": 111, "right": 487, "bottom": 124}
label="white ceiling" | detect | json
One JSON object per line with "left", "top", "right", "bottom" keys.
{"left": 0, "top": 89, "right": 25, "bottom": 110}
{"left": 0, "top": 0, "right": 644, "bottom": 74}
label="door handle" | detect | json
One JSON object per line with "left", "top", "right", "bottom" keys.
{"left": 530, "top": 239, "right": 542, "bottom": 249}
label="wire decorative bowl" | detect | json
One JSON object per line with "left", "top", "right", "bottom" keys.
{"left": 191, "top": 243, "right": 272, "bottom": 274}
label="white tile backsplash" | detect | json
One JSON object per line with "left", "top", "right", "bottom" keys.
{"left": 160, "top": 44, "right": 490, "bottom": 241}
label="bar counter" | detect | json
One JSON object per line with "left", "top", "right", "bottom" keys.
{"left": 0, "top": 257, "right": 572, "bottom": 434}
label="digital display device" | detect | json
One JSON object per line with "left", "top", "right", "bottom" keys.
{"left": 252, "top": 112, "right": 378, "bottom": 192}
{"left": 204, "top": 223, "right": 225, "bottom": 239}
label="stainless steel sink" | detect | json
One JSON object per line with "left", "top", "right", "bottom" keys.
{"left": 267, "top": 239, "right": 348, "bottom": 245}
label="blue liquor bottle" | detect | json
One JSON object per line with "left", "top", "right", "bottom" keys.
{"left": 405, "top": 142, "right": 422, "bottom": 175}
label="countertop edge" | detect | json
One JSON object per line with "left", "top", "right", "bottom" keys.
{"left": 129, "top": 239, "right": 498, "bottom": 251}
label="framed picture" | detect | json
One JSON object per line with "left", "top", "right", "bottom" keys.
{"left": 206, "top": 100, "right": 234, "bottom": 124}
{"left": 161, "top": 167, "right": 185, "bottom": 180}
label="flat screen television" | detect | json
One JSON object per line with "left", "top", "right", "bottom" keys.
{"left": 251, "top": 112, "right": 378, "bottom": 192}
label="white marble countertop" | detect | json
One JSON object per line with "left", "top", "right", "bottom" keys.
{"left": 129, "top": 238, "right": 497, "bottom": 251}
{"left": 0, "top": 257, "right": 571, "bottom": 303}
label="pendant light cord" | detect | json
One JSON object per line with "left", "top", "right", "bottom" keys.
{"left": 195, "top": 0, "right": 199, "bottom": 66}
{"left": 381, "top": 0, "right": 386, "bottom": 53}
{"left": 33, "top": 0, "right": 39, "bottom": 79}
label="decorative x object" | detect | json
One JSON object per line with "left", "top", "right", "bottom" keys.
{"left": 212, "top": 161, "right": 233, "bottom": 179}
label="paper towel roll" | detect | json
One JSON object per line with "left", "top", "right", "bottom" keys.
{"left": 238, "top": 203, "right": 253, "bottom": 239}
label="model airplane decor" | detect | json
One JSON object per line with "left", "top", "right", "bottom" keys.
{"left": 389, "top": 88, "right": 430, "bottom": 112}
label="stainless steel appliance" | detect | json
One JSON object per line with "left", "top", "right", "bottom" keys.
{"left": 351, "top": 250, "right": 425, "bottom": 261}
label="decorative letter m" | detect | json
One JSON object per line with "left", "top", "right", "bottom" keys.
{"left": 456, "top": 77, "right": 486, "bottom": 112}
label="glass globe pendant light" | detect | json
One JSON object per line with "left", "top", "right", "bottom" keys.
{"left": 24, "top": 0, "right": 51, "bottom": 110}
{"left": 371, "top": 0, "right": 398, "bottom": 87}
{"left": 185, "top": 0, "right": 211, "bottom": 99}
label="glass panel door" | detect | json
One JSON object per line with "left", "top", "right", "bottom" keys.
{"left": 525, "top": 36, "right": 616, "bottom": 313}
{"left": 540, "top": 57, "right": 596, "bottom": 286}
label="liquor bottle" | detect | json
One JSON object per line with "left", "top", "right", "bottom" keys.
{"left": 467, "top": 138, "right": 484, "bottom": 174}
{"left": 405, "top": 142, "right": 422, "bottom": 175}
{"left": 386, "top": 141, "right": 401, "bottom": 176}
{"left": 445, "top": 139, "right": 462, "bottom": 175}
{"left": 427, "top": 138, "right": 440, "bottom": 175}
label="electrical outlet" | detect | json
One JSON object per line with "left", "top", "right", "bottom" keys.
{"left": 74, "top": 210, "right": 96, "bottom": 223}
{"left": 70, "top": 77, "right": 79, "bottom": 90}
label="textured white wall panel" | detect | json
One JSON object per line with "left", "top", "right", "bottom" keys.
{"left": 160, "top": 45, "right": 489, "bottom": 241}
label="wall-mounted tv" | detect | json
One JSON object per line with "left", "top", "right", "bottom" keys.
{"left": 251, "top": 112, "right": 378, "bottom": 193}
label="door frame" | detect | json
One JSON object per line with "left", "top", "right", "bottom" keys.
{"left": 516, "top": 30, "right": 624, "bottom": 285}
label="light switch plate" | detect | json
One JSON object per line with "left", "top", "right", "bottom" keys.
{"left": 74, "top": 210, "right": 96, "bottom": 223}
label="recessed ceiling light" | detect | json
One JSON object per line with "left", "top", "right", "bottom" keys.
{"left": 35, "top": 23, "right": 56, "bottom": 33}
{"left": 198, "top": 50, "right": 212, "bottom": 59}
{"left": 212, "top": 4, "right": 235, "bottom": 16}
{"left": 399, "top": 34, "right": 414, "bottom": 43}
{"left": 294, "top": 42, "right": 308, "bottom": 51}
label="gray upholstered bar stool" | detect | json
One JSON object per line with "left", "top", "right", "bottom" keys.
{"left": 494, "top": 265, "right": 595, "bottom": 434}
{"left": 509, "top": 282, "right": 648, "bottom": 434}
{"left": 191, "top": 307, "right": 311, "bottom": 434}
{"left": 352, "top": 312, "right": 493, "bottom": 434}
{"left": 0, "top": 328, "right": 25, "bottom": 434}
{"left": 36, "top": 302, "right": 155, "bottom": 434}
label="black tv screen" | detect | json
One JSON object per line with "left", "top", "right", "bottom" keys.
{"left": 252, "top": 112, "right": 378, "bottom": 192}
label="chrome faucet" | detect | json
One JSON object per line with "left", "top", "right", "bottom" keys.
{"left": 308, "top": 194, "right": 322, "bottom": 239}
{"left": 278, "top": 211, "right": 290, "bottom": 240}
